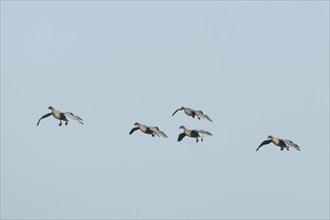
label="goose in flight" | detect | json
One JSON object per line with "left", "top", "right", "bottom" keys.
{"left": 172, "top": 107, "right": 212, "bottom": 122}
{"left": 129, "top": 122, "right": 168, "bottom": 138}
{"left": 36, "top": 106, "right": 84, "bottom": 126}
{"left": 256, "top": 135, "right": 300, "bottom": 151}
{"left": 177, "top": 125, "right": 212, "bottom": 143}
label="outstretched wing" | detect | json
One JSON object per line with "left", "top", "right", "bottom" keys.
{"left": 129, "top": 126, "right": 140, "bottom": 135}
{"left": 172, "top": 108, "right": 181, "bottom": 116}
{"left": 283, "top": 139, "right": 300, "bottom": 151}
{"left": 256, "top": 139, "right": 272, "bottom": 151}
{"left": 64, "top": 112, "right": 84, "bottom": 125}
{"left": 177, "top": 133, "right": 186, "bottom": 142}
{"left": 36, "top": 112, "right": 52, "bottom": 126}
{"left": 195, "top": 130, "right": 213, "bottom": 136}
{"left": 149, "top": 127, "right": 168, "bottom": 138}
{"left": 195, "top": 111, "right": 213, "bottom": 122}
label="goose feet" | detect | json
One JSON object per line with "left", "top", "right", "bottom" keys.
{"left": 58, "top": 121, "right": 62, "bottom": 126}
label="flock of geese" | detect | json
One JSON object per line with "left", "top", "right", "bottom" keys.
{"left": 37, "top": 106, "right": 301, "bottom": 151}
{"left": 129, "top": 107, "right": 213, "bottom": 143}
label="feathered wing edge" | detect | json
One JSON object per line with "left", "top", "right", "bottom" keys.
{"left": 283, "top": 139, "right": 301, "bottom": 151}
{"left": 149, "top": 127, "right": 168, "bottom": 138}
{"left": 129, "top": 126, "right": 140, "bottom": 135}
{"left": 195, "top": 130, "right": 213, "bottom": 136}
{"left": 194, "top": 111, "right": 213, "bottom": 122}
{"left": 64, "top": 112, "right": 84, "bottom": 124}
{"left": 172, "top": 108, "right": 181, "bottom": 116}
{"left": 256, "top": 139, "right": 272, "bottom": 151}
{"left": 177, "top": 133, "right": 186, "bottom": 142}
{"left": 36, "top": 112, "right": 52, "bottom": 126}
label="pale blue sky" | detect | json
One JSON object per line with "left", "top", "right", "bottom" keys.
{"left": 1, "top": 1, "right": 329, "bottom": 219}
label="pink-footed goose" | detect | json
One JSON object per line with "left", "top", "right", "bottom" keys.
{"left": 37, "top": 106, "right": 83, "bottom": 126}
{"left": 177, "top": 125, "right": 212, "bottom": 143}
{"left": 172, "top": 106, "right": 212, "bottom": 122}
{"left": 129, "top": 122, "right": 167, "bottom": 138}
{"left": 257, "top": 135, "right": 300, "bottom": 151}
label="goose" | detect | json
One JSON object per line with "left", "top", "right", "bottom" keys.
{"left": 36, "top": 106, "right": 84, "bottom": 126}
{"left": 172, "top": 107, "right": 212, "bottom": 122}
{"left": 129, "top": 122, "right": 168, "bottom": 138}
{"left": 256, "top": 135, "right": 300, "bottom": 151}
{"left": 177, "top": 125, "right": 212, "bottom": 143}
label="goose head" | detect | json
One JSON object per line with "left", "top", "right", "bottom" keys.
{"left": 179, "top": 125, "right": 185, "bottom": 129}
{"left": 48, "top": 106, "right": 54, "bottom": 110}
{"left": 268, "top": 135, "right": 273, "bottom": 139}
{"left": 134, "top": 122, "right": 140, "bottom": 126}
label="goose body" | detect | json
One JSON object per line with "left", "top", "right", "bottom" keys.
{"left": 256, "top": 135, "right": 300, "bottom": 151}
{"left": 177, "top": 125, "right": 212, "bottom": 143}
{"left": 129, "top": 122, "right": 167, "bottom": 138}
{"left": 36, "top": 106, "right": 84, "bottom": 126}
{"left": 172, "top": 107, "right": 212, "bottom": 122}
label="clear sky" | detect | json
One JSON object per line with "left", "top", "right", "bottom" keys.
{"left": 1, "top": 1, "right": 329, "bottom": 219}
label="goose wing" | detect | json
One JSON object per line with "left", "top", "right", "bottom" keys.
{"left": 195, "top": 130, "right": 213, "bottom": 136}
{"left": 177, "top": 133, "right": 186, "bottom": 142}
{"left": 283, "top": 139, "right": 300, "bottom": 151}
{"left": 36, "top": 112, "right": 52, "bottom": 126}
{"left": 149, "top": 127, "right": 168, "bottom": 138}
{"left": 256, "top": 139, "right": 272, "bottom": 151}
{"left": 195, "top": 111, "right": 213, "bottom": 122}
{"left": 129, "top": 126, "right": 140, "bottom": 135}
{"left": 64, "top": 112, "right": 84, "bottom": 124}
{"left": 172, "top": 108, "right": 182, "bottom": 116}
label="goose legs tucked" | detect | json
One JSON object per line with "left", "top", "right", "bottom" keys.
{"left": 58, "top": 114, "right": 69, "bottom": 126}
{"left": 191, "top": 112, "right": 201, "bottom": 120}
{"left": 58, "top": 120, "right": 69, "bottom": 126}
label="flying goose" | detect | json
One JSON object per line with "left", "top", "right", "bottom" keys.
{"left": 129, "top": 122, "right": 168, "bottom": 138}
{"left": 172, "top": 107, "right": 212, "bottom": 122}
{"left": 177, "top": 125, "right": 212, "bottom": 143}
{"left": 256, "top": 135, "right": 300, "bottom": 151}
{"left": 36, "top": 106, "right": 84, "bottom": 126}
